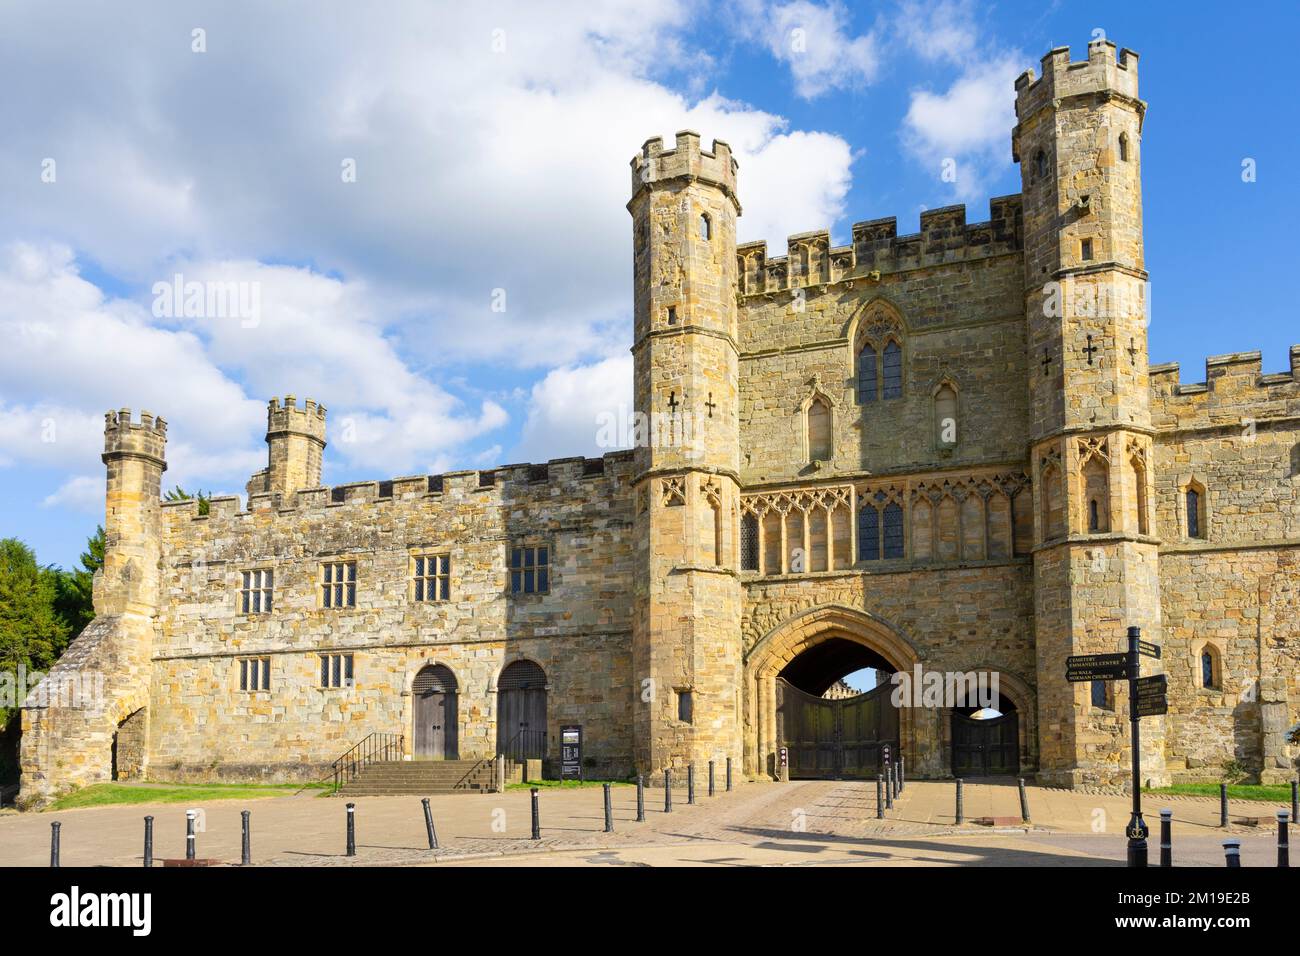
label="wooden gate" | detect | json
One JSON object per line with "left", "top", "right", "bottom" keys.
{"left": 951, "top": 711, "right": 1019, "bottom": 776}
{"left": 497, "top": 660, "right": 548, "bottom": 759}
{"left": 412, "top": 665, "right": 458, "bottom": 759}
{"left": 777, "top": 679, "right": 899, "bottom": 779}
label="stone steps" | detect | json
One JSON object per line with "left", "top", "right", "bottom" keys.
{"left": 336, "top": 760, "right": 499, "bottom": 796}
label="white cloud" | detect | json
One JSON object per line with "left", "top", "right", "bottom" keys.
{"left": 901, "top": 53, "right": 1028, "bottom": 199}
{"left": 735, "top": 1, "right": 880, "bottom": 99}
{"left": 895, "top": 0, "right": 978, "bottom": 63}
{"left": 514, "top": 355, "right": 634, "bottom": 462}
{"left": 42, "top": 475, "right": 103, "bottom": 512}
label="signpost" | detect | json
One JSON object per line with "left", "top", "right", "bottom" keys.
{"left": 1066, "top": 626, "right": 1166, "bottom": 867}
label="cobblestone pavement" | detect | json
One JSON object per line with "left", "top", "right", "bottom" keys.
{"left": 0, "top": 779, "right": 1288, "bottom": 867}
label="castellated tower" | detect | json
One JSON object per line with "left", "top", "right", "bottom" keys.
{"left": 246, "top": 395, "right": 327, "bottom": 502}
{"left": 19, "top": 410, "right": 168, "bottom": 805}
{"left": 628, "top": 131, "right": 744, "bottom": 777}
{"left": 1014, "top": 40, "right": 1168, "bottom": 786}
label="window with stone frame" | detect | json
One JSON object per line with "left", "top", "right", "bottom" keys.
{"left": 412, "top": 553, "right": 451, "bottom": 602}
{"left": 740, "top": 513, "right": 760, "bottom": 571}
{"left": 320, "top": 652, "right": 354, "bottom": 689}
{"left": 1200, "top": 646, "right": 1222, "bottom": 690}
{"left": 321, "top": 560, "right": 357, "bottom": 608}
{"left": 856, "top": 343, "right": 877, "bottom": 404}
{"left": 510, "top": 544, "right": 550, "bottom": 595}
{"left": 238, "top": 656, "right": 271, "bottom": 692}
{"left": 1185, "top": 484, "right": 1206, "bottom": 539}
{"left": 676, "top": 688, "right": 693, "bottom": 724}
{"left": 240, "top": 568, "right": 273, "bottom": 614}
{"left": 881, "top": 341, "right": 903, "bottom": 399}
{"left": 1090, "top": 679, "right": 1113, "bottom": 711}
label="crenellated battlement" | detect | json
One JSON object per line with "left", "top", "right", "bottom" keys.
{"left": 630, "top": 130, "right": 738, "bottom": 208}
{"left": 1149, "top": 345, "right": 1300, "bottom": 427}
{"left": 736, "top": 196, "right": 1022, "bottom": 297}
{"left": 1013, "top": 39, "right": 1141, "bottom": 125}
{"left": 266, "top": 394, "right": 327, "bottom": 442}
{"left": 103, "top": 407, "right": 168, "bottom": 464}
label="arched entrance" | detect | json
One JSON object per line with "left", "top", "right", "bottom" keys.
{"left": 497, "top": 660, "right": 547, "bottom": 760}
{"left": 951, "top": 696, "right": 1020, "bottom": 776}
{"left": 412, "top": 664, "right": 459, "bottom": 759}
{"left": 745, "top": 605, "right": 936, "bottom": 778}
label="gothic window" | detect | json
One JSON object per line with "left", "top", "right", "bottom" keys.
{"left": 808, "top": 397, "right": 832, "bottom": 462}
{"left": 699, "top": 213, "right": 711, "bottom": 241}
{"left": 741, "top": 513, "right": 760, "bottom": 571}
{"left": 1082, "top": 457, "right": 1109, "bottom": 534}
{"left": 857, "top": 344, "right": 877, "bottom": 404}
{"left": 882, "top": 341, "right": 903, "bottom": 399}
{"left": 1186, "top": 486, "right": 1205, "bottom": 539}
{"left": 1200, "top": 647, "right": 1221, "bottom": 690}
{"left": 1041, "top": 463, "right": 1064, "bottom": 539}
{"left": 857, "top": 506, "right": 879, "bottom": 562}
{"left": 882, "top": 503, "right": 904, "bottom": 559}
{"left": 1118, "top": 132, "right": 1129, "bottom": 162}
{"left": 1130, "top": 456, "right": 1149, "bottom": 535}
{"left": 935, "top": 384, "right": 958, "bottom": 448}
{"left": 1011, "top": 489, "right": 1034, "bottom": 556}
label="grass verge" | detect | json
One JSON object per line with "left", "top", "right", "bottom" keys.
{"left": 506, "top": 779, "right": 635, "bottom": 791}
{"left": 47, "top": 781, "right": 327, "bottom": 811}
{"left": 1143, "top": 783, "right": 1296, "bottom": 803}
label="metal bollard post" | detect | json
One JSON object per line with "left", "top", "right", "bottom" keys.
{"left": 1219, "top": 783, "right": 1229, "bottom": 827}
{"left": 688, "top": 764, "right": 695, "bottom": 805}
{"left": 421, "top": 797, "right": 439, "bottom": 850}
{"left": 892, "top": 763, "right": 900, "bottom": 800}
{"left": 955, "top": 779, "right": 964, "bottom": 825}
{"left": 726, "top": 757, "right": 733, "bottom": 792}
{"left": 603, "top": 783, "right": 614, "bottom": 833}
{"left": 664, "top": 770, "right": 672, "bottom": 813}
{"left": 1278, "top": 811, "right": 1290, "bottom": 868}
{"left": 186, "top": 809, "right": 197, "bottom": 861}
{"left": 345, "top": 802, "right": 356, "bottom": 856}
{"left": 143, "top": 815, "right": 154, "bottom": 868}
{"left": 708, "top": 760, "right": 715, "bottom": 798}
{"left": 241, "top": 810, "right": 251, "bottom": 866}
{"left": 636, "top": 775, "right": 645, "bottom": 822}
{"left": 876, "top": 774, "right": 884, "bottom": 819}
{"left": 530, "top": 788, "right": 541, "bottom": 840}
{"left": 899, "top": 756, "right": 905, "bottom": 792}
{"left": 885, "top": 771, "right": 894, "bottom": 810}
{"left": 50, "top": 822, "right": 61, "bottom": 868}
{"left": 1159, "top": 809, "right": 1172, "bottom": 867}
{"left": 1018, "top": 777, "right": 1031, "bottom": 824}
{"left": 1222, "top": 839, "right": 1241, "bottom": 868}
{"left": 1292, "top": 779, "right": 1298, "bottom": 826}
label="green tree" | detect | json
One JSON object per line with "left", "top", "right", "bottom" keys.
{"left": 52, "top": 525, "right": 104, "bottom": 638}
{"left": 0, "top": 538, "right": 72, "bottom": 728}
{"left": 165, "top": 486, "right": 211, "bottom": 515}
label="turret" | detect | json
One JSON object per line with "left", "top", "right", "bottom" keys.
{"left": 628, "top": 131, "right": 744, "bottom": 777}
{"left": 247, "top": 395, "right": 327, "bottom": 502}
{"left": 98, "top": 408, "right": 168, "bottom": 616}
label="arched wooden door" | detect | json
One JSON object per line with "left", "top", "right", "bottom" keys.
{"left": 497, "top": 660, "right": 547, "bottom": 760}
{"left": 412, "top": 665, "right": 459, "bottom": 759}
{"left": 951, "top": 709, "right": 1019, "bottom": 776}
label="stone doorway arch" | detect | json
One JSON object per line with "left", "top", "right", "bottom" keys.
{"left": 744, "top": 605, "right": 936, "bottom": 778}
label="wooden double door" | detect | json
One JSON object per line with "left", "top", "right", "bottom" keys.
{"left": 951, "top": 711, "right": 1019, "bottom": 776}
{"left": 777, "top": 678, "right": 899, "bottom": 779}
{"left": 496, "top": 660, "right": 548, "bottom": 759}
{"left": 413, "top": 665, "right": 459, "bottom": 759}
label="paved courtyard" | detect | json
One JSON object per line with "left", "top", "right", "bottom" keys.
{"left": 0, "top": 779, "right": 1289, "bottom": 867}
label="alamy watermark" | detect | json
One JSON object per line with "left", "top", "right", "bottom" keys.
{"left": 152, "top": 274, "right": 261, "bottom": 328}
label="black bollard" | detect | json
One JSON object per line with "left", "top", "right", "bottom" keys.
{"left": 1219, "top": 783, "right": 1229, "bottom": 827}
{"left": 688, "top": 764, "right": 695, "bottom": 805}
{"left": 955, "top": 778, "right": 964, "bottom": 825}
{"left": 50, "top": 821, "right": 61, "bottom": 868}
{"left": 1279, "top": 811, "right": 1290, "bottom": 868}
{"left": 709, "top": 760, "right": 715, "bottom": 798}
{"left": 899, "top": 756, "right": 905, "bottom": 792}
{"left": 1223, "top": 839, "right": 1241, "bottom": 868}
{"left": 186, "top": 809, "right": 197, "bottom": 861}
{"left": 422, "top": 797, "right": 439, "bottom": 850}
{"left": 726, "top": 757, "right": 733, "bottom": 792}
{"left": 636, "top": 775, "right": 645, "bottom": 822}
{"left": 345, "top": 802, "right": 356, "bottom": 857}
{"left": 1292, "top": 779, "right": 1298, "bottom": 826}
{"left": 885, "top": 771, "right": 894, "bottom": 810}
{"left": 530, "top": 788, "right": 541, "bottom": 840}
{"left": 603, "top": 783, "right": 614, "bottom": 833}
{"left": 892, "top": 763, "right": 900, "bottom": 800}
{"left": 876, "top": 774, "right": 884, "bottom": 819}
{"left": 241, "top": 810, "right": 251, "bottom": 866}
{"left": 664, "top": 770, "right": 672, "bottom": 813}
{"left": 1159, "top": 809, "right": 1172, "bottom": 868}
{"left": 1018, "top": 777, "right": 1031, "bottom": 825}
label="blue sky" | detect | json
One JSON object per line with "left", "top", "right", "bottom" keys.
{"left": 1, "top": 1, "right": 1296, "bottom": 570}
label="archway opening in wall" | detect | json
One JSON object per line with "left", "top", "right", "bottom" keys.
{"left": 412, "top": 665, "right": 459, "bottom": 760}
{"left": 777, "top": 636, "right": 900, "bottom": 779}
{"left": 497, "top": 660, "right": 547, "bottom": 761}
{"left": 111, "top": 708, "right": 147, "bottom": 781}
{"left": 951, "top": 694, "right": 1019, "bottom": 777}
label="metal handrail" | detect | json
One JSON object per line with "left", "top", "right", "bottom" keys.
{"left": 328, "top": 731, "right": 404, "bottom": 793}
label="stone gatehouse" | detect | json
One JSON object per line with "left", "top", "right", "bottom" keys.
{"left": 19, "top": 39, "right": 1300, "bottom": 805}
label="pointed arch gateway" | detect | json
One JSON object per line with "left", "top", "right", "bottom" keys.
{"left": 744, "top": 605, "right": 946, "bottom": 779}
